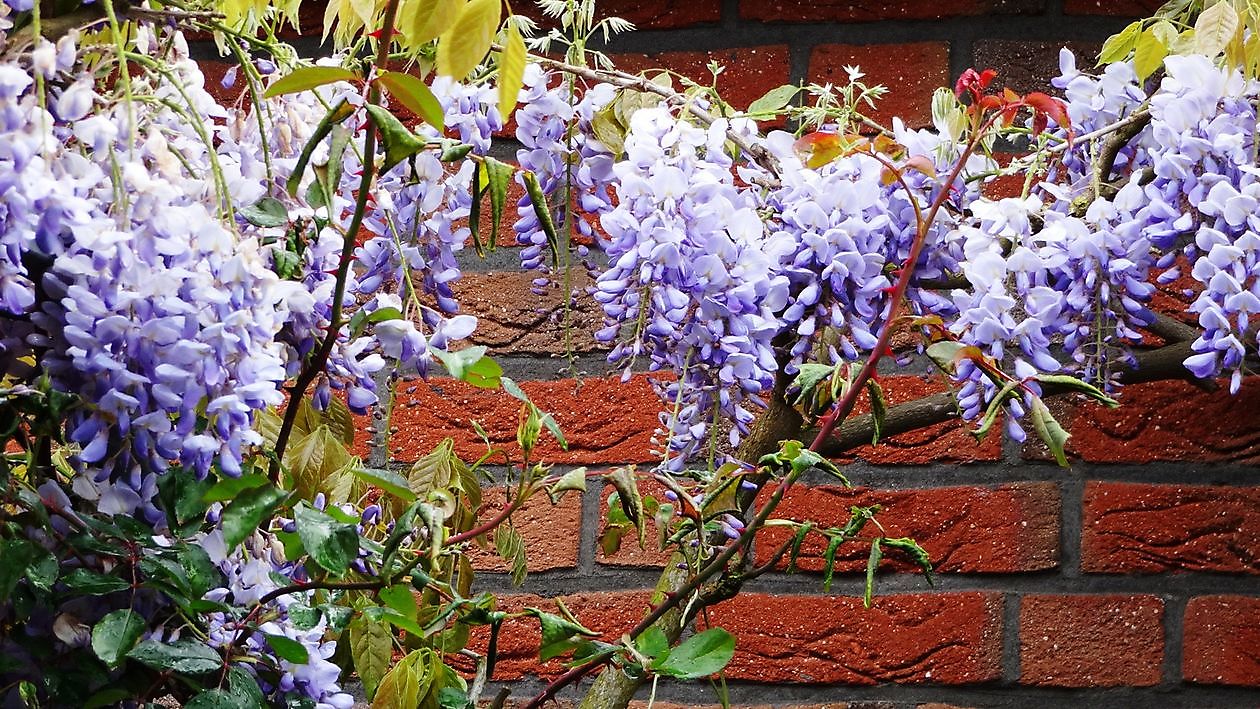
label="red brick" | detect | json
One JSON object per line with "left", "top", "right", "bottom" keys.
{"left": 1063, "top": 378, "right": 1260, "bottom": 464}
{"left": 1183, "top": 595, "right": 1260, "bottom": 686}
{"left": 1063, "top": 0, "right": 1163, "bottom": 15}
{"left": 1019, "top": 594, "right": 1164, "bottom": 687}
{"left": 388, "top": 375, "right": 663, "bottom": 465}
{"left": 466, "top": 487, "right": 582, "bottom": 573}
{"left": 451, "top": 271, "right": 606, "bottom": 355}
{"left": 1082, "top": 482, "right": 1260, "bottom": 574}
{"left": 835, "top": 375, "right": 1004, "bottom": 465}
{"left": 741, "top": 0, "right": 1041, "bottom": 23}
{"left": 709, "top": 592, "right": 1004, "bottom": 684}
{"left": 611, "top": 46, "right": 792, "bottom": 113}
{"left": 971, "top": 40, "right": 1101, "bottom": 95}
{"left": 517, "top": 0, "right": 721, "bottom": 30}
{"left": 757, "top": 483, "right": 1060, "bottom": 573}
{"left": 808, "top": 43, "right": 950, "bottom": 133}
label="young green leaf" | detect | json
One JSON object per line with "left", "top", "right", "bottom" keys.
{"left": 238, "top": 197, "right": 289, "bottom": 228}
{"left": 377, "top": 71, "right": 445, "bottom": 132}
{"left": 286, "top": 99, "right": 355, "bottom": 198}
{"left": 864, "top": 538, "right": 884, "bottom": 609}
{"left": 746, "top": 84, "right": 799, "bottom": 115}
{"left": 202, "top": 472, "right": 269, "bottom": 504}
{"left": 437, "top": 0, "right": 502, "bottom": 80}
{"left": 398, "top": 0, "right": 459, "bottom": 46}
{"left": 264, "top": 633, "right": 310, "bottom": 664}
{"left": 353, "top": 467, "right": 419, "bottom": 503}
{"left": 1134, "top": 27, "right": 1168, "bottom": 80}
{"left": 882, "top": 537, "right": 934, "bottom": 585}
{"left": 263, "top": 66, "right": 359, "bottom": 98}
{"left": 1029, "top": 396, "right": 1071, "bottom": 467}
{"left": 1098, "top": 20, "right": 1141, "bottom": 65}
{"left": 525, "top": 608, "right": 599, "bottom": 661}
{"left": 1195, "top": 0, "right": 1240, "bottom": 57}
{"left": 481, "top": 156, "right": 514, "bottom": 251}
{"left": 821, "top": 533, "right": 845, "bottom": 592}
{"left": 493, "top": 523, "right": 528, "bottom": 586}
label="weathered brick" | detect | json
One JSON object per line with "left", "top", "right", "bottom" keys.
{"left": 388, "top": 375, "right": 663, "bottom": 465}
{"left": 1183, "top": 595, "right": 1260, "bottom": 687}
{"left": 741, "top": 0, "right": 1042, "bottom": 23}
{"left": 834, "top": 375, "right": 1004, "bottom": 465}
{"left": 757, "top": 483, "right": 1060, "bottom": 573}
{"left": 451, "top": 272, "right": 606, "bottom": 355}
{"left": 467, "top": 486, "right": 582, "bottom": 573}
{"left": 808, "top": 43, "right": 950, "bottom": 130}
{"left": 708, "top": 592, "right": 1004, "bottom": 684}
{"left": 1063, "top": 0, "right": 1163, "bottom": 15}
{"left": 1082, "top": 482, "right": 1260, "bottom": 574}
{"left": 971, "top": 40, "right": 1100, "bottom": 94}
{"left": 1061, "top": 378, "right": 1260, "bottom": 464}
{"left": 611, "top": 46, "right": 792, "bottom": 112}
{"left": 1020, "top": 594, "right": 1164, "bottom": 687}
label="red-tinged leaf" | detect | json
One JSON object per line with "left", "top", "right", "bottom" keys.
{"left": 978, "top": 95, "right": 1002, "bottom": 112}
{"left": 793, "top": 132, "right": 844, "bottom": 169}
{"left": 954, "top": 68, "right": 979, "bottom": 99}
{"left": 902, "top": 154, "right": 936, "bottom": 179}
{"left": 1032, "top": 112, "right": 1048, "bottom": 136}
{"left": 1023, "top": 92, "right": 1070, "bottom": 131}
{"left": 1003, "top": 87, "right": 1020, "bottom": 104}
{"left": 879, "top": 167, "right": 898, "bottom": 186}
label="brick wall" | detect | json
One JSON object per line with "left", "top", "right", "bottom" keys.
{"left": 193, "top": 1, "right": 1260, "bottom": 706}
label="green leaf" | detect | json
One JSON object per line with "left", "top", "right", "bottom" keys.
{"left": 294, "top": 503, "right": 360, "bottom": 575}
{"left": 178, "top": 545, "right": 221, "bottom": 597}
{"left": 866, "top": 378, "right": 888, "bottom": 445}
{"left": 522, "top": 170, "right": 561, "bottom": 267}
{"left": 353, "top": 467, "right": 418, "bottom": 503}
{"left": 202, "top": 472, "right": 269, "bottom": 504}
{"left": 264, "top": 66, "right": 359, "bottom": 98}
{"left": 25, "top": 550, "right": 58, "bottom": 591}
{"left": 0, "top": 538, "right": 34, "bottom": 602}
{"left": 265, "top": 633, "right": 311, "bottom": 664}
{"left": 526, "top": 608, "right": 599, "bottom": 661}
{"left": 378, "top": 71, "right": 445, "bottom": 132}
{"left": 606, "top": 467, "right": 646, "bottom": 548}
{"left": 91, "top": 610, "right": 146, "bottom": 669}
{"left": 821, "top": 533, "right": 844, "bottom": 593}
{"left": 1029, "top": 396, "right": 1070, "bottom": 467}
{"left": 481, "top": 156, "right": 514, "bottom": 252}
{"left": 127, "top": 639, "right": 222, "bottom": 674}
{"left": 436, "top": 0, "right": 502, "bottom": 80}
{"left": 757, "top": 439, "right": 847, "bottom": 483}
{"left": 239, "top": 197, "right": 289, "bottom": 227}
{"left": 371, "top": 649, "right": 435, "bottom": 709}
{"left": 432, "top": 346, "right": 503, "bottom": 388}
{"left": 61, "top": 568, "right": 131, "bottom": 595}
{"left": 1194, "top": 0, "right": 1239, "bottom": 57}
{"left": 185, "top": 690, "right": 238, "bottom": 709}
{"left": 350, "top": 615, "right": 394, "bottom": 698}
{"left": 381, "top": 583, "right": 419, "bottom": 619}
{"left": 349, "top": 305, "right": 405, "bottom": 340}
{"left": 408, "top": 438, "right": 464, "bottom": 499}
{"left": 651, "top": 628, "right": 735, "bottom": 680}
{"left": 590, "top": 105, "right": 625, "bottom": 155}
{"left": 882, "top": 537, "right": 934, "bottom": 585}
{"left": 864, "top": 538, "right": 884, "bottom": 608}
{"left": 83, "top": 689, "right": 131, "bottom": 709}
{"left": 494, "top": 523, "right": 528, "bottom": 586}
{"left": 786, "top": 522, "right": 813, "bottom": 573}
{"left": 1098, "top": 20, "right": 1141, "bottom": 65}
{"left": 1134, "top": 27, "right": 1168, "bottom": 80}
{"left": 746, "top": 83, "right": 799, "bottom": 115}
{"left": 225, "top": 666, "right": 266, "bottom": 708}
{"left": 220, "top": 483, "right": 289, "bottom": 550}
{"left": 1035, "top": 374, "right": 1119, "bottom": 406}
{"left": 636, "top": 626, "right": 669, "bottom": 660}
{"left": 497, "top": 20, "right": 527, "bottom": 121}
{"left": 791, "top": 362, "right": 836, "bottom": 415}
{"left": 157, "top": 467, "right": 213, "bottom": 536}
{"left": 546, "top": 466, "right": 587, "bottom": 503}
{"left": 322, "top": 395, "right": 359, "bottom": 445}
{"left": 365, "top": 104, "right": 428, "bottom": 173}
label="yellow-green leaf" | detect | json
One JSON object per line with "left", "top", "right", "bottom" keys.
{"left": 1098, "top": 20, "right": 1141, "bottom": 65}
{"left": 497, "top": 20, "right": 527, "bottom": 122}
{"left": 1195, "top": 0, "right": 1240, "bottom": 57}
{"left": 263, "top": 66, "right": 359, "bottom": 98}
{"left": 400, "top": 0, "right": 462, "bottom": 47}
{"left": 1134, "top": 27, "right": 1168, "bottom": 80}
{"left": 436, "top": 0, "right": 501, "bottom": 80}
{"left": 349, "top": 617, "right": 392, "bottom": 698}
{"left": 377, "top": 70, "right": 445, "bottom": 131}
